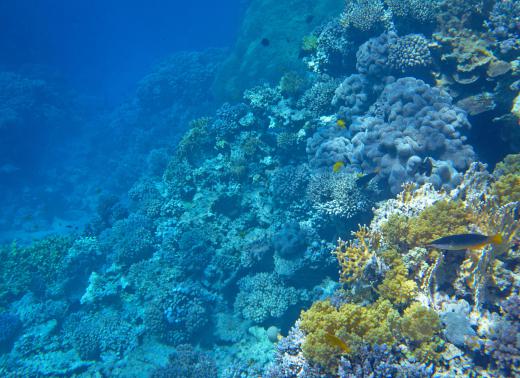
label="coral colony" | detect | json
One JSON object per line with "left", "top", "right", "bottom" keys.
{"left": 0, "top": 0, "right": 519, "bottom": 377}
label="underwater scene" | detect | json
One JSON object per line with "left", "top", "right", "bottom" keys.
{"left": 1, "top": 0, "right": 520, "bottom": 376}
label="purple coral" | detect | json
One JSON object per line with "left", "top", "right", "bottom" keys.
{"left": 337, "top": 344, "right": 433, "bottom": 378}
{"left": 486, "top": 295, "right": 520, "bottom": 375}
{"left": 331, "top": 74, "right": 376, "bottom": 123}
{"left": 349, "top": 77, "right": 475, "bottom": 193}
{"left": 151, "top": 344, "right": 217, "bottom": 378}
{"left": 356, "top": 32, "right": 398, "bottom": 79}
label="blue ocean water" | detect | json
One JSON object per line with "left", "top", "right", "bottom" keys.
{"left": 0, "top": 0, "right": 518, "bottom": 377}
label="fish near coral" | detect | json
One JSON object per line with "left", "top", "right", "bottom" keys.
{"left": 324, "top": 332, "right": 351, "bottom": 354}
{"left": 355, "top": 169, "right": 380, "bottom": 187}
{"left": 426, "top": 233, "right": 503, "bottom": 251}
{"left": 333, "top": 161, "right": 345, "bottom": 173}
{"left": 336, "top": 118, "right": 347, "bottom": 129}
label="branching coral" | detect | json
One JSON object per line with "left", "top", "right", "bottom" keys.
{"left": 340, "top": 0, "right": 387, "bottom": 35}
{"left": 306, "top": 172, "right": 370, "bottom": 221}
{"left": 334, "top": 226, "right": 376, "bottom": 284}
{"left": 388, "top": 34, "right": 432, "bottom": 73}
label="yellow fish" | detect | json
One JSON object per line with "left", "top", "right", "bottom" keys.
{"left": 324, "top": 332, "right": 351, "bottom": 354}
{"left": 336, "top": 119, "right": 346, "bottom": 129}
{"left": 332, "top": 161, "right": 344, "bottom": 173}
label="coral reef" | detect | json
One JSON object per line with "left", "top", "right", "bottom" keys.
{"left": 1, "top": 0, "right": 519, "bottom": 376}
{"left": 349, "top": 77, "right": 475, "bottom": 194}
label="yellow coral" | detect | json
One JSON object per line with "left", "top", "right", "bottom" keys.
{"left": 399, "top": 302, "right": 441, "bottom": 342}
{"left": 300, "top": 299, "right": 441, "bottom": 369}
{"left": 378, "top": 263, "right": 418, "bottom": 306}
{"left": 490, "top": 173, "right": 520, "bottom": 206}
{"left": 381, "top": 200, "right": 474, "bottom": 249}
{"left": 334, "top": 226, "right": 376, "bottom": 283}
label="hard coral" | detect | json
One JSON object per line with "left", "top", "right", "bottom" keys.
{"left": 234, "top": 273, "right": 299, "bottom": 324}
{"left": 334, "top": 227, "right": 375, "bottom": 284}
{"left": 349, "top": 77, "right": 475, "bottom": 194}
{"left": 388, "top": 34, "right": 432, "bottom": 73}
{"left": 151, "top": 344, "right": 217, "bottom": 378}
{"left": 340, "top": 0, "right": 386, "bottom": 36}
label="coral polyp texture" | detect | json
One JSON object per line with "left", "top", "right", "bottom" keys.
{"left": 1, "top": 0, "right": 519, "bottom": 377}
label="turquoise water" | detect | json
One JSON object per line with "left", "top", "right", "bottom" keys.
{"left": 0, "top": 0, "right": 518, "bottom": 377}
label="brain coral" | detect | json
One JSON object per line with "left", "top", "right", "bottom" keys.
{"left": 349, "top": 77, "right": 475, "bottom": 194}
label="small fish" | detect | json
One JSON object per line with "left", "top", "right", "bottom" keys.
{"left": 332, "top": 161, "right": 345, "bottom": 173}
{"left": 418, "top": 157, "right": 434, "bottom": 176}
{"left": 261, "top": 38, "right": 270, "bottom": 47}
{"left": 336, "top": 119, "right": 347, "bottom": 129}
{"left": 426, "top": 233, "right": 503, "bottom": 251}
{"left": 356, "top": 169, "right": 380, "bottom": 187}
{"left": 324, "top": 332, "right": 351, "bottom": 354}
